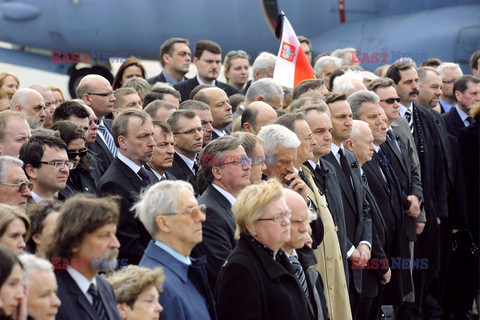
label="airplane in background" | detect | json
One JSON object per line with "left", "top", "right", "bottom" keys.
{"left": 0, "top": 0, "right": 478, "bottom": 97}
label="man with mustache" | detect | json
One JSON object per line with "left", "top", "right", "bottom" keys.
{"left": 98, "top": 109, "right": 157, "bottom": 265}
{"left": 47, "top": 194, "right": 121, "bottom": 320}
{"left": 386, "top": 63, "right": 448, "bottom": 319}
{"left": 192, "top": 136, "right": 251, "bottom": 290}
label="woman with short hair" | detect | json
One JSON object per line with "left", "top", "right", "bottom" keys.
{"left": 0, "top": 204, "right": 31, "bottom": 255}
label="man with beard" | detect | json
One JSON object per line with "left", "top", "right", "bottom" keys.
{"left": 174, "top": 40, "right": 238, "bottom": 101}
{"left": 47, "top": 194, "right": 121, "bottom": 320}
{"left": 386, "top": 62, "right": 448, "bottom": 319}
{"left": 10, "top": 88, "right": 46, "bottom": 129}
{"left": 98, "top": 109, "right": 156, "bottom": 265}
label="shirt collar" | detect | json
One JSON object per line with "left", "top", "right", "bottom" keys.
{"left": 439, "top": 99, "right": 454, "bottom": 113}
{"left": 330, "top": 143, "right": 343, "bottom": 164}
{"left": 196, "top": 74, "right": 216, "bottom": 86}
{"left": 155, "top": 240, "right": 191, "bottom": 265}
{"left": 212, "top": 183, "right": 236, "bottom": 205}
{"left": 30, "top": 191, "right": 44, "bottom": 203}
{"left": 455, "top": 105, "right": 470, "bottom": 123}
{"left": 67, "top": 268, "right": 97, "bottom": 300}
{"left": 117, "top": 153, "right": 143, "bottom": 179}
{"left": 150, "top": 168, "right": 166, "bottom": 181}
{"left": 212, "top": 128, "right": 226, "bottom": 138}
{"left": 162, "top": 70, "right": 181, "bottom": 86}
{"left": 175, "top": 151, "right": 195, "bottom": 173}
{"left": 374, "top": 144, "right": 380, "bottom": 153}
{"left": 398, "top": 102, "right": 413, "bottom": 117}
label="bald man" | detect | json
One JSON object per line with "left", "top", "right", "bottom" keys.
{"left": 10, "top": 88, "right": 46, "bottom": 129}
{"left": 241, "top": 101, "right": 278, "bottom": 135}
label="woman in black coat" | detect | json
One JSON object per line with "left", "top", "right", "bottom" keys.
{"left": 215, "top": 179, "right": 310, "bottom": 320}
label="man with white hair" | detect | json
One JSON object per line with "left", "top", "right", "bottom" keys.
{"left": 314, "top": 56, "right": 343, "bottom": 86}
{"left": 20, "top": 255, "right": 61, "bottom": 320}
{"left": 332, "top": 47, "right": 359, "bottom": 66}
{"left": 242, "top": 51, "right": 277, "bottom": 93}
{"left": 0, "top": 156, "right": 32, "bottom": 209}
{"left": 30, "top": 84, "right": 56, "bottom": 128}
{"left": 332, "top": 70, "right": 367, "bottom": 96}
{"left": 10, "top": 88, "right": 46, "bottom": 129}
{"left": 135, "top": 180, "right": 217, "bottom": 320}
{"left": 437, "top": 62, "right": 463, "bottom": 113}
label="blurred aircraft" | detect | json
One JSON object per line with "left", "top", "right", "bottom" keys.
{"left": 0, "top": 0, "right": 478, "bottom": 97}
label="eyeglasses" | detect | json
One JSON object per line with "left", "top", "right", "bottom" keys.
{"left": 89, "top": 119, "right": 100, "bottom": 126}
{"left": 162, "top": 204, "right": 207, "bottom": 217}
{"left": 257, "top": 209, "right": 292, "bottom": 223}
{"left": 226, "top": 50, "right": 248, "bottom": 57}
{"left": 87, "top": 92, "right": 114, "bottom": 97}
{"left": 39, "top": 160, "right": 74, "bottom": 170}
{"left": 222, "top": 156, "right": 252, "bottom": 167}
{"left": 173, "top": 127, "right": 206, "bottom": 135}
{"left": 442, "top": 79, "right": 455, "bottom": 84}
{"left": 67, "top": 148, "right": 88, "bottom": 159}
{"left": 380, "top": 98, "right": 401, "bottom": 104}
{"left": 304, "top": 133, "right": 314, "bottom": 142}
{"left": 0, "top": 181, "right": 34, "bottom": 192}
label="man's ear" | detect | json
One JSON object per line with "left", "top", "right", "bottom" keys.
{"left": 193, "top": 57, "right": 199, "bottom": 65}
{"left": 117, "top": 135, "right": 126, "bottom": 150}
{"left": 156, "top": 215, "right": 170, "bottom": 234}
{"left": 32, "top": 234, "right": 42, "bottom": 246}
{"left": 344, "top": 139, "right": 354, "bottom": 153}
{"left": 13, "top": 105, "right": 22, "bottom": 112}
{"left": 212, "top": 166, "right": 222, "bottom": 181}
{"left": 24, "top": 163, "right": 37, "bottom": 180}
{"left": 243, "top": 122, "right": 253, "bottom": 133}
{"left": 162, "top": 53, "right": 171, "bottom": 65}
{"left": 83, "top": 94, "right": 93, "bottom": 107}
{"left": 117, "top": 303, "right": 129, "bottom": 320}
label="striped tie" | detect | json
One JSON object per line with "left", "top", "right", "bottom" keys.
{"left": 88, "top": 284, "right": 108, "bottom": 320}
{"left": 404, "top": 108, "right": 414, "bottom": 134}
{"left": 289, "top": 255, "right": 310, "bottom": 299}
{"left": 98, "top": 124, "right": 118, "bottom": 156}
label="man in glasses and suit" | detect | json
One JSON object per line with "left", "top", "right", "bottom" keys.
{"left": 136, "top": 180, "right": 217, "bottom": 320}
{"left": 0, "top": 156, "right": 32, "bottom": 209}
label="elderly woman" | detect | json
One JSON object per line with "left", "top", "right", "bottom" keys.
{"left": 0, "top": 204, "right": 31, "bottom": 255}
{"left": 107, "top": 265, "right": 165, "bottom": 320}
{"left": 25, "top": 201, "right": 61, "bottom": 258}
{"left": 20, "top": 255, "right": 61, "bottom": 320}
{"left": 215, "top": 179, "right": 310, "bottom": 320}
{"left": 0, "top": 244, "right": 26, "bottom": 320}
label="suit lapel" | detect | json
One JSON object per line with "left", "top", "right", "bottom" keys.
{"left": 59, "top": 271, "right": 99, "bottom": 320}
{"left": 113, "top": 158, "right": 144, "bottom": 191}
{"left": 324, "top": 152, "right": 356, "bottom": 213}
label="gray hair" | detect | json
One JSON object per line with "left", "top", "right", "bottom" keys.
{"left": 252, "top": 52, "right": 277, "bottom": 76}
{"left": 179, "top": 100, "right": 211, "bottom": 111}
{"left": 133, "top": 180, "right": 194, "bottom": 237}
{"left": 20, "top": 255, "right": 53, "bottom": 286}
{"left": 350, "top": 120, "right": 370, "bottom": 140}
{"left": 347, "top": 90, "right": 380, "bottom": 119}
{"left": 258, "top": 124, "right": 300, "bottom": 157}
{"left": 436, "top": 62, "right": 463, "bottom": 79}
{"left": 0, "top": 156, "right": 24, "bottom": 183}
{"left": 29, "top": 84, "right": 52, "bottom": 94}
{"left": 245, "top": 78, "right": 284, "bottom": 104}
{"left": 313, "top": 56, "right": 343, "bottom": 78}
{"left": 332, "top": 47, "right": 356, "bottom": 65}
{"left": 333, "top": 70, "right": 365, "bottom": 96}
{"left": 10, "top": 88, "right": 42, "bottom": 110}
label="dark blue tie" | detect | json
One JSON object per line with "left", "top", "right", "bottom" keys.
{"left": 289, "top": 255, "right": 309, "bottom": 300}
{"left": 138, "top": 167, "right": 152, "bottom": 186}
{"left": 88, "top": 284, "right": 108, "bottom": 320}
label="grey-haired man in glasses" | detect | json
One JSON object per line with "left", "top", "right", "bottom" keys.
{"left": 0, "top": 156, "right": 33, "bottom": 209}
{"left": 192, "top": 135, "right": 251, "bottom": 291}
{"left": 135, "top": 180, "right": 217, "bottom": 320}
{"left": 19, "top": 135, "right": 71, "bottom": 203}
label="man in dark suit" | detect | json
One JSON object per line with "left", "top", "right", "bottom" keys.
{"left": 166, "top": 110, "right": 203, "bottom": 195}
{"left": 147, "top": 38, "right": 191, "bottom": 86}
{"left": 77, "top": 74, "right": 117, "bottom": 169}
{"left": 437, "top": 62, "right": 463, "bottom": 114}
{"left": 345, "top": 120, "right": 391, "bottom": 320}
{"left": 442, "top": 75, "right": 480, "bottom": 138}
{"left": 192, "top": 136, "right": 251, "bottom": 290}
{"left": 98, "top": 109, "right": 157, "bottom": 265}
{"left": 323, "top": 92, "right": 372, "bottom": 317}
{"left": 136, "top": 180, "right": 217, "bottom": 320}
{"left": 47, "top": 194, "right": 121, "bottom": 320}
{"left": 387, "top": 63, "right": 448, "bottom": 318}
{"left": 174, "top": 40, "right": 238, "bottom": 102}
{"left": 193, "top": 86, "right": 233, "bottom": 138}
{"left": 179, "top": 100, "right": 215, "bottom": 146}
{"left": 147, "top": 120, "right": 177, "bottom": 181}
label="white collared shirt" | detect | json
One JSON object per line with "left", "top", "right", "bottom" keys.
{"left": 30, "top": 191, "right": 45, "bottom": 203}
{"left": 454, "top": 105, "right": 471, "bottom": 127}
{"left": 398, "top": 102, "right": 413, "bottom": 118}
{"left": 151, "top": 168, "right": 166, "bottom": 181}
{"left": 67, "top": 268, "right": 97, "bottom": 304}
{"left": 117, "top": 153, "right": 144, "bottom": 180}
{"left": 330, "top": 142, "right": 342, "bottom": 165}
{"left": 212, "top": 128, "right": 226, "bottom": 138}
{"left": 212, "top": 183, "right": 236, "bottom": 205}
{"left": 155, "top": 240, "right": 191, "bottom": 265}
{"left": 176, "top": 151, "right": 196, "bottom": 174}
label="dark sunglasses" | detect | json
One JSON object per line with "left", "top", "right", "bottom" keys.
{"left": 67, "top": 148, "right": 88, "bottom": 159}
{"left": 380, "top": 98, "right": 401, "bottom": 104}
{"left": 89, "top": 119, "right": 100, "bottom": 126}
{"left": 226, "top": 50, "right": 248, "bottom": 57}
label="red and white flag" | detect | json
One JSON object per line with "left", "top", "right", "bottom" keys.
{"left": 273, "top": 16, "right": 314, "bottom": 89}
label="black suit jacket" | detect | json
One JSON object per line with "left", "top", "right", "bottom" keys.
{"left": 97, "top": 157, "right": 153, "bottom": 265}
{"left": 166, "top": 152, "right": 199, "bottom": 195}
{"left": 324, "top": 149, "right": 372, "bottom": 293}
{"left": 89, "top": 119, "right": 115, "bottom": 170}
{"left": 192, "top": 184, "right": 237, "bottom": 291}
{"left": 381, "top": 130, "right": 422, "bottom": 241}
{"left": 147, "top": 71, "right": 188, "bottom": 85}
{"left": 173, "top": 77, "right": 239, "bottom": 102}
{"left": 442, "top": 106, "right": 466, "bottom": 138}
{"left": 55, "top": 270, "right": 121, "bottom": 320}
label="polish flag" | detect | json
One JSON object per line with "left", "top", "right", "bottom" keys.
{"left": 273, "top": 16, "right": 314, "bottom": 89}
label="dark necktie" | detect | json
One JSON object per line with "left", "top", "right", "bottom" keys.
{"left": 361, "top": 172, "right": 369, "bottom": 189}
{"left": 386, "top": 129, "right": 402, "bottom": 154}
{"left": 404, "top": 108, "right": 414, "bottom": 134}
{"left": 88, "top": 284, "right": 108, "bottom": 320}
{"left": 193, "top": 161, "right": 199, "bottom": 175}
{"left": 289, "top": 255, "right": 310, "bottom": 300}
{"left": 338, "top": 148, "right": 354, "bottom": 191}
{"left": 137, "top": 167, "right": 152, "bottom": 186}
{"left": 377, "top": 148, "right": 389, "bottom": 170}
{"left": 466, "top": 116, "right": 474, "bottom": 125}
{"left": 315, "top": 164, "right": 326, "bottom": 193}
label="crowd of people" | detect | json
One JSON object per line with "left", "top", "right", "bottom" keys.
{"left": 0, "top": 37, "right": 478, "bottom": 320}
